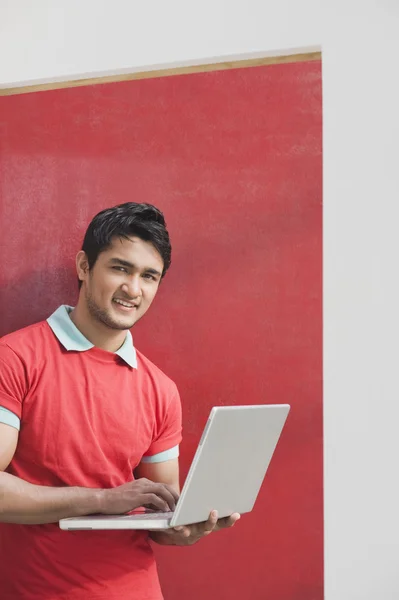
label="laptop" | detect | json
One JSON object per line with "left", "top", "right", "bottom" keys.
{"left": 59, "top": 404, "right": 290, "bottom": 531}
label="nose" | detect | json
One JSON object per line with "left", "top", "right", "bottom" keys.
{"left": 121, "top": 275, "right": 141, "bottom": 299}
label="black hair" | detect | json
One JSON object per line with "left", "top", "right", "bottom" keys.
{"left": 79, "top": 202, "right": 171, "bottom": 288}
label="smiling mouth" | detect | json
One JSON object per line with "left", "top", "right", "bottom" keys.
{"left": 112, "top": 299, "right": 138, "bottom": 309}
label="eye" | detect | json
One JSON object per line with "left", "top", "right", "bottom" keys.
{"left": 142, "top": 273, "right": 156, "bottom": 281}
{"left": 112, "top": 266, "right": 128, "bottom": 273}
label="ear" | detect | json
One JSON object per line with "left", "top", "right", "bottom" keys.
{"left": 76, "top": 251, "right": 90, "bottom": 285}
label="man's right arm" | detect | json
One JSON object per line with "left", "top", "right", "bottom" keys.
{"left": 0, "top": 423, "right": 178, "bottom": 525}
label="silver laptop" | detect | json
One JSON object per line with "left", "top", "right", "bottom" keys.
{"left": 59, "top": 404, "right": 290, "bottom": 531}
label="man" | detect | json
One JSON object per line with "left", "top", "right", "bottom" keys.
{"left": 0, "top": 203, "right": 239, "bottom": 599}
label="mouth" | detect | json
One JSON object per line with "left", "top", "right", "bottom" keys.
{"left": 112, "top": 298, "right": 138, "bottom": 312}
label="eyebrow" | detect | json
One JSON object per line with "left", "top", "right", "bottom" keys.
{"left": 109, "top": 258, "right": 162, "bottom": 277}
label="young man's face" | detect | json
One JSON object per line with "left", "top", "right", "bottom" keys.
{"left": 77, "top": 236, "right": 164, "bottom": 330}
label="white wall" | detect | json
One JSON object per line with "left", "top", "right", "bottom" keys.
{"left": 323, "top": 3, "right": 399, "bottom": 598}
{"left": 1, "top": 1, "right": 399, "bottom": 598}
{"left": 0, "top": 0, "right": 322, "bottom": 87}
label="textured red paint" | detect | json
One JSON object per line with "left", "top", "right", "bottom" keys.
{"left": 0, "top": 61, "right": 322, "bottom": 599}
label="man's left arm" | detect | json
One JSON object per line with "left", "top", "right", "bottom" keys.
{"left": 134, "top": 459, "right": 240, "bottom": 546}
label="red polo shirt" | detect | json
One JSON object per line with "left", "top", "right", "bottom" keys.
{"left": 0, "top": 307, "right": 182, "bottom": 599}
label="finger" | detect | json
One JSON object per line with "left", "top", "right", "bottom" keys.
{"left": 164, "top": 484, "right": 180, "bottom": 503}
{"left": 216, "top": 513, "right": 241, "bottom": 530}
{"left": 140, "top": 493, "right": 170, "bottom": 512}
{"left": 138, "top": 479, "right": 179, "bottom": 508}
{"left": 154, "top": 484, "right": 178, "bottom": 511}
{"left": 203, "top": 510, "right": 218, "bottom": 535}
{"left": 152, "top": 482, "right": 179, "bottom": 504}
{"left": 144, "top": 483, "right": 178, "bottom": 511}
{"left": 173, "top": 526, "right": 191, "bottom": 538}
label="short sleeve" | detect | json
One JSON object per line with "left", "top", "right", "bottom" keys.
{"left": 0, "top": 342, "right": 28, "bottom": 419}
{"left": 143, "top": 386, "right": 182, "bottom": 459}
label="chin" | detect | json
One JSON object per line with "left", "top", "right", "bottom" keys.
{"left": 111, "top": 317, "right": 137, "bottom": 330}
{"left": 99, "top": 310, "right": 136, "bottom": 331}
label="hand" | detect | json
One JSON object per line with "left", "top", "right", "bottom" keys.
{"left": 98, "top": 478, "right": 179, "bottom": 515}
{"left": 150, "top": 510, "right": 241, "bottom": 546}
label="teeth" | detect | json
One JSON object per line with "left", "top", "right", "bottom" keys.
{"left": 113, "top": 299, "right": 134, "bottom": 308}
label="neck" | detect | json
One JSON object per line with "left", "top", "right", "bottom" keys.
{"left": 70, "top": 301, "right": 127, "bottom": 353}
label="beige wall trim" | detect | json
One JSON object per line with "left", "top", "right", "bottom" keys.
{"left": 0, "top": 51, "right": 321, "bottom": 97}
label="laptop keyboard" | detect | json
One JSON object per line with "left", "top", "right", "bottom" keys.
{"left": 128, "top": 511, "right": 174, "bottom": 520}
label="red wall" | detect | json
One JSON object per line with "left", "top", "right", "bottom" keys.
{"left": 0, "top": 60, "right": 322, "bottom": 599}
